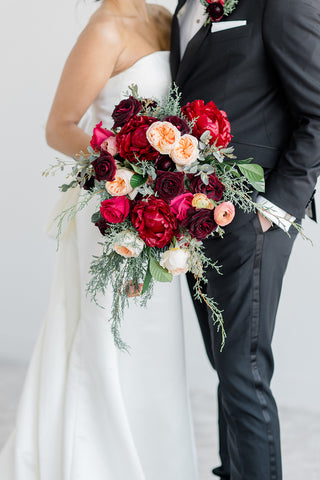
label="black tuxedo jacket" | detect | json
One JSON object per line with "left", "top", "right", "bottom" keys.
{"left": 171, "top": 0, "right": 320, "bottom": 219}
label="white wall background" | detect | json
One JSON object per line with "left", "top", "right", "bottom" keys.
{"left": 0, "top": 0, "right": 319, "bottom": 413}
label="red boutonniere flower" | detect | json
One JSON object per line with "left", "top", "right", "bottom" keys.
{"left": 201, "top": 0, "right": 239, "bottom": 24}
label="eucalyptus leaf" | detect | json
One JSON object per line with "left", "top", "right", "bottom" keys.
{"left": 132, "top": 164, "right": 143, "bottom": 175}
{"left": 149, "top": 256, "right": 173, "bottom": 283}
{"left": 200, "top": 131, "right": 212, "bottom": 144}
{"left": 238, "top": 163, "right": 265, "bottom": 192}
{"left": 130, "top": 174, "right": 148, "bottom": 189}
{"left": 59, "top": 181, "right": 78, "bottom": 192}
{"left": 189, "top": 165, "right": 198, "bottom": 174}
{"left": 200, "top": 164, "right": 214, "bottom": 174}
{"left": 200, "top": 172, "right": 209, "bottom": 185}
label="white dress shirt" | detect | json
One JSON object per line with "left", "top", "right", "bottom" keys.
{"left": 178, "top": 0, "right": 295, "bottom": 231}
{"left": 179, "top": 0, "right": 206, "bottom": 59}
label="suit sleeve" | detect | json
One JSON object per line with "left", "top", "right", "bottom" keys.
{"left": 262, "top": 0, "right": 320, "bottom": 219}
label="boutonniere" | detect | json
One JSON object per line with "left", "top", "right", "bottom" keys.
{"left": 200, "top": 0, "right": 239, "bottom": 25}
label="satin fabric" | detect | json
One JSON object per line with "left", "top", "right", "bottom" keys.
{"left": 0, "top": 51, "right": 198, "bottom": 480}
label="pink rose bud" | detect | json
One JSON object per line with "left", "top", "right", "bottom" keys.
{"left": 90, "top": 122, "right": 115, "bottom": 151}
{"left": 214, "top": 201, "right": 235, "bottom": 226}
{"left": 100, "top": 135, "right": 118, "bottom": 156}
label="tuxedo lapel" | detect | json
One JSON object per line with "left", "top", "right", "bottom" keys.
{"left": 175, "top": 23, "right": 211, "bottom": 86}
{"left": 170, "top": 15, "right": 181, "bottom": 80}
{"left": 170, "top": 0, "right": 188, "bottom": 80}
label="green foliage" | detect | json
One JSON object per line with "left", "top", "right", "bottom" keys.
{"left": 141, "top": 267, "right": 152, "bottom": 295}
{"left": 193, "top": 278, "right": 226, "bottom": 352}
{"left": 59, "top": 180, "right": 78, "bottom": 192}
{"left": 238, "top": 163, "right": 265, "bottom": 192}
{"left": 149, "top": 256, "right": 173, "bottom": 283}
{"left": 157, "top": 83, "right": 182, "bottom": 119}
{"left": 54, "top": 192, "right": 93, "bottom": 248}
{"left": 224, "top": 0, "right": 239, "bottom": 16}
{"left": 42, "top": 157, "right": 74, "bottom": 177}
{"left": 85, "top": 224, "right": 157, "bottom": 349}
{"left": 130, "top": 174, "right": 148, "bottom": 189}
{"left": 91, "top": 211, "right": 102, "bottom": 224}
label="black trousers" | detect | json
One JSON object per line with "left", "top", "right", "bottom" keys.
{"left": 187, "top": 214, "right": 298, "bottom": 480}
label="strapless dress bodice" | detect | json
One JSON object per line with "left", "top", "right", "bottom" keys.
{"left": 80, "top": 51, "right": 171, "bottom": 132}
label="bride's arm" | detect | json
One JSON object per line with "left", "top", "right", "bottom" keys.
{"left": 46, "top": 19, "right": 123, "bottom": 157}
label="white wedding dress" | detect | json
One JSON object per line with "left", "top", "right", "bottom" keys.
{"left": 0, "top": 51, "right": 198, "bottom": 480}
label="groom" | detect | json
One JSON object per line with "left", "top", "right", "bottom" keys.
{"left": 170, "top": 0, "right": 320, "bottom": 479}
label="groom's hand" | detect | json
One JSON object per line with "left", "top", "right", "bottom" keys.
{"left": 257, "top": 211, "right": 272, "bottom": 232}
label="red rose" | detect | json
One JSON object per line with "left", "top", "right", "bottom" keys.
{"left": 181, "top": 207, "right": 217, "bottom": 240}
{"left": 170, "top": 192, "right": 194, "bottom": 221}
{"left": 155, "top": 171, "right": 185, "bottom": 202}
{"left": 206, "top": 1, "right": 224, "bottom": 22}
{"left": 131, "top": 196, "right": 178, "bottom": 248}
{"left": 90, "top": 122, "right": 115, "bottom": 151}
{"left": 112, "top": 96, "right": 142, "bottom": 129}
{"left": 181, "top": 99, "right": 232, "bottom": 148}
{"left": 91, "top": 152, "right": 117, "bottom": 182}
{"left": 100, "top": 196, "right": 130, "bottom": 224}
{"left": 188, "top": 173, "right": 225, "bottom": 201}
{"left": 116, "top": 115, "right": 158, "bottom": 163}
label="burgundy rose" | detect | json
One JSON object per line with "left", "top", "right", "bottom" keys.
{"left": 206, "top": 1, "right": 224, "bottom": 22}
{"left": 163, "top": 115, "right": 191, "bottom": 135}
{"left": 170, "top": 192, "right": 194, "bottom": 221}
{"left": 91, "top": 152, "right": 117, "bottom": 182}
{"left": 116, "top": 115, "right": 158, "bottom": 163}
{"left": 181, "top": 99, "right": 232, "bottom": 148}
{"left": 112, "top": 96, "right": 142, "bottom": 129}
{"left": 188, "top": 173, "right": 225, "bottom": 201}
{"left": 155, "top": 171, "right": 185, "bottom": 202}
{"left": 95, "top": 218, "right": 109, "bottom": 236}
{"left": 90, "top": 122, "right": 115, "bottom": 151}
{"left": 181, "top": 207, "right": 217, "bottom": 240}
{"left": 155, "top": 154, "right": 176, "bottom": 171}
{"left": 77, "top": 172, "right": 95, "bottom": 191}
{"left": 100, "top": 196, "right": 130, "bottom": 224}
{"left": 131, "top": 196, "right": 178, "bottom": 248}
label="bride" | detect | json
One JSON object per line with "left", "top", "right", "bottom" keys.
{"left": 0, "top": 1, "right": 198, "bottom": 479}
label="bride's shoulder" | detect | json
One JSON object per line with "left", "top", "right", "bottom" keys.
{"left": 79, "top": 7, "right": 125, "bottom": 53}
{"left": 148, "top": 4, "right": 172, "bottom": 49}
{"left": 148, "top": 4, "right": 172, "bottom": 24}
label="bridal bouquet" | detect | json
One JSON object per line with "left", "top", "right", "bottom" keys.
{"left": 44, "top": 85, "right": 265, "bottom": 350}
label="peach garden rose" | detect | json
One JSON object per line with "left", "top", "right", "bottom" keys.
{"left": 112, "top": 230, "right": 145, "bottom": 258}
{"left": 170, "top": 134, "right": 199, "bottom": 167}
{"left": 160, "top": 248, "right": 190, "bottom": 276}
{"left": 105, "top": 168, "right": 134, "bottom": 196}
{"left": 146, "top": 121, "right": 181, "bottom": 154}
